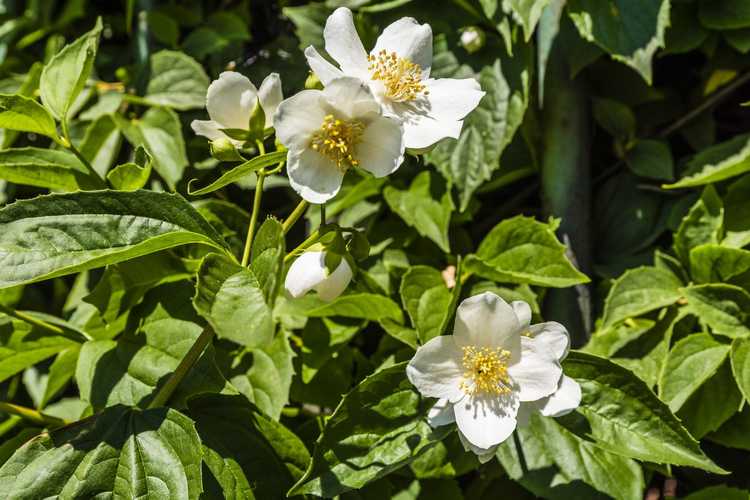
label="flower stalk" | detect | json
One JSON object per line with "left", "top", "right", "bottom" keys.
{"left": 0, "top": 402, "right": 68, "bottom": 428}
{"left": 282, "top": 199, "right": 310, "bottom": 234}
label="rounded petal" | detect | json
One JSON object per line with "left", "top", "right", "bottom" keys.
{"left": 537, "top": 375, "right": 582, "bottom": 418}
{"left": 457, "top": 431, "right": 498, "bottom": 463}
{"left": 191, "top": 120, "right": 225, "bottom": 142}
{"left": 427, "top": 398, "right": 455, "bottom": 427}
{"left": 529, "top": 321, "right": 570, "bottom": 360}
{"left": 258, "top": 73, "right": 283, "bottom": 127}
{"left": 274, "top": 90, "right": 327, "bottom": 151}
{"left": 304, "top": 46, "right": 344, "bottom": 86}
{"left": 511, "top": 301, "right": 532, "bottom": 330}
{"left": 321, "top": 77, "right": 380, "bottom": 119}
{"left": 406, "top": 335, "right": 464, "bottom": 402}
{"left": 285, "top": 251, "right": 328, "bottom": 298}
{"left": 422, "top": 78, "right": 484, "bottom": 122}
{"left": 355, "top": 115, "right": 404, "bottom": 178}
{"left": 286, "top": 148, "right": 345, "bottom": 204}
{"left": 314, "top": 258, "right": 353, "bottom": 301}
{"left": 453, "top": 292, "right": 521, "bottom": 352}
{"left": 324, "top": 7, "right": 369, "bottom": 77}
{"left": 454, "top": 393, "right": 519, "bottom": 449}
{"left": 372, "top": 17, "right": 433, "bottom": 76}
{"left": 206, "top": 71, "right": 258, "bottom": 129}
{"left": 401, "top": 115, "right": 463, "bottom": 150}
{"left": 507, "top": 336, "right": 562, "bottom": 402}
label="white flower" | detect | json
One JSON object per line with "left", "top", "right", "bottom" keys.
{"left": 285, "top": 250, "right": 353, "bottom": 302}
{"left": 304, "top": 7, "right": 485, "bottom": 150}
{"left": 273, "top": 76, "right": 404, "bottom": 204}
{"left": 407, "top": 292, "right": 571, "bottom": 459}
{"left": 191, "top": 71, "right": 283, "bottom": 146}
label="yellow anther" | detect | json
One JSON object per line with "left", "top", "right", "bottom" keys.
{"left": 367, "top": 50, "right": 428, "bottom": 102}
{"left": 309, "top": 114, "right": 364, "bottom": 171}
{"left": 459, "top": 346, "right": 512, "bottom": 396}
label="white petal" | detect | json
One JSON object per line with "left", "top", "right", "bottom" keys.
{"left": 355, "top": 115, "right": 404, "bottom": 178}
{"left": 538, "top": 375, "right": 582, "bottom": 418}
{"left": 507, "top": 336, "right": 562, "bottom": 402}
{"left": 372, "top": 17, "right": 433, "bottom": 77}
{"left": 453, "top": 292, "right": 521, "bottom": 353}
{"left": 453, "top": 393, "right": 519, "bottom": 449}
{"left": 206, "top": 71, "right": 258, "bottom": 130}
{"left": 258, "top": 73, "right": 283, "bottom": 127}
{"left": 427, "top": 398, "right": 455, "bottom": 427}
{"left": 401, "top": 116, "right": 463, "bottom": 150}
{"left": 286, "top": 148, "right": 345, "bottom": 204}
{"left": 324, "top": 7, "right": 369, "bottom": 78}
{"left": 457, "top": 431, "right": 498, "bottom": 463}
{"left": 274, "top": 90, "right": 327, "bottom": 151}
{"left": 191, "top": 120, "right": 225, "bottom": 142}
{"left": 304, "top": 46, "right": 345, "bottom": 86}
{"left": 529, "top": 321, "right": 570, "bottom": 361}
{"left": 511, "top": 301, "right": 532, "bottom": 330}
{"left": 406, "top": 335, "right": 464, "bottom": 402}
{"left": 285, "top": 251, "right": 328, "bottom": 298}
{"left": 314, "top": 258, "right": 353, "bottom": 301}
{"left": 422, "top": 78, "right": 485, "bottom": 122}
{"left": 321, "top": 76, "right": 380, "bottom": 119}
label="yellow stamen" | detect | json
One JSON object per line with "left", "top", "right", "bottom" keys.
{"left": 367, "top": 49, "right": 428, "bottom": 102}
{"left": 459, "top": 346, "right": 512, "bottom": 396}
{"left": 310, "top": 114, "right": 364, "bottom": 171}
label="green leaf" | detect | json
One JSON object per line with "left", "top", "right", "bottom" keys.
{"left": 601, "top": 266, "right": 682, "bottom": 327}
{"left": 625, "top": 139, "right": 674, "bottom": 181}
{"left": 306, "top": 293, "right": 404, "bottom": 323}
{"left": 681, "top": 284, "right": 750, "bottom": 338}
{"left": 384, "top": 171, "right": 453, "bottom": 252}
{"left": 76, "top": 282, "right": 234, "bottom": 410}
{"left": 250, "top": 218, "right": 285, "bottom": 307}
{"left": 188, "top": 394, "right": 310, "bottom": 499}
{"left": 142, "top": 50, "right": 209, "bottom": 110}
{"left": 0, "top": 318, "right": 79, "bottom": 384}
{"left": 290, "top": 362, "right": 448, "bottom": 497}
{"left": 113, "top": 107, "right": 188, "bottom": 189}
{"left": 498, "top": 412, "right": 644, "bottom": 500}
{"left": 0, "top": 94, "right": 58, "bottom": 139}
{"left": 677, "top": 361, "right": 742, "bottom": 439}
{"left": 664, "top": 134, "right": 750, "bottom": 188}
{"left": 563, "top": 351, "right": 726, "bottom": 473}
{"left": 566, "top": 0, "right": 669, "bottom": 83}
{"left": 659, "top": 333, "right": 730, "bottom": 412}
{"left": 220, "top": 331, "right": 295, "bottom": 420}
{"left": 40, "top": 18, "right": 102, "bottom": 120}
{"left": 0, "top": 147, "right": 95, "bottom": 191}
{"left": 709, "top": 405, "right": 750, "bottom": 451}
{"left": 592, "top": 97, "right": 635, "bottom": 141}
{"left": 79, "top": 114, "right": 122, "bottom": 177}
{"left": 731, "top": 336, "right": 750, "bottom": 401}
{"left": 0, "top": 405, "right": 203, "bottom": 499}
{"left": 40, "top": 345, "right": 80, "bottom": 407}
{"left": 673, "top": 186, "right": 723, "bottom": 266}
{"left": 187, "top": 150, "right": 287, "bottom": 196}
{"left": 689, "top": 244, "right": 750, "bottom": 284}
{"left": 684, "top": 486, "right": 750, "bottom": 500}
{"left": 0, "top": 190, "right": 228, "bottom": 289}
{"left": 504, "top": 0, "right": 551, "bottom": 40}
{"left": 106, "top": 146, "right": 153, "bottom": 190}
{"left": 464, "top": 215, "right": 589, "bottom": 287}
{"left": 427, "top": 54, "right": 529, "bottom": 210}
{"left": 698, "top": 0, "right": 750, "bottom": 29}
{"left": 400, "top": 265, "right": 452, "bottom": 343}
{"left": 194, "top": 253, "right": 273, "bottom": 348}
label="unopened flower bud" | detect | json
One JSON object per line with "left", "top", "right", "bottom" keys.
{"left": 210, "top": 137, "right": 244, "bottom": 162}
{"left": 460, "top": 26, "right": 485, "bottom": 54}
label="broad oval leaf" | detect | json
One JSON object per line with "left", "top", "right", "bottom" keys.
{"left": 563, "top": 351, "right": 726, "bottom": 474}
{"left": 601, "top": 266, "right": 683, "bottom": 327}
{"left": 0, "top": 147, "right": 96, "bottom": 191}
{"left": 0, "top": 94, "right": 58, "bottom": 139}
{"left": 187, "top": 150, "right": 287, "bottom": 196}
{"left": 250, "top": 217, "right": 286, "bottom": 307}
{"left": 664, "top": 134, "right": 750, "bottom": 189}
{"left": 306, "top": 293, "right": 404, "bottom": 323}
{"left": 682, "top": 284, "right": 750, "bottom": 338}
{"left": 731, "top": 336, "right": 750, "bottom": 402}
{"left": 399, "top": 265, "right": 452, "bottom": 343}
{"left": 689, "top": 244, "right": 750, "bottom": 284}
{"left": 0, "top": 405, "right": 203, "bottom": 499}
{"left": 0, "top": 190, "right": 228, "bottom": 289}
{"left": 142, "top": 50, "right": 209, "bottom": 110}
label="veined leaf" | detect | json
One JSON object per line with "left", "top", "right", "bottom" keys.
{"left": 690, "top": 244, "right": 750, "bottom": 284}
{"left": 681, "top": 284, "right": 750, "bottom": 338}
{"left": 306, "top": 293, "right": 404, "bottom": 323}
{"left": 250, "top": 218, "right": 286, "bottom": 307}
{"left": 731, "top": 336, "right": 750, "bottom": 402}
{"left": 106, "top": 146, "right": 152, "bottom": 190}
{"left": 664, "top": 134, "right": 750, "bottom": 189}
{"left": 0, "top": 94, "right": 58, "bottom": 139}
{"left": 602, "top": 266, "right": 683, "bottom": 327}
{"left": 673, "top": 186, "right": 723, "bottom": 266}
{"left": 400, "top": 265, "right": 452, "bottom": 343}
{"left": 0, "top": 405, "right": 203, "bottom": 499}
{"left": 678, "top": 361, "right": 742, "bottom": 439}
{"left": 0, "top": 190, "right": 228, "bottom": 289}
{"left": 79, "top": 114, "right": 122, "bottom": 177}
{"left": 187, "top": 150, "right": 287, "bottom": 196}
{"left": 0, "top": 147, "right": 95, "bottom": 191}
{"left": 142, "top": 50, "right": 209, "bottom": 110}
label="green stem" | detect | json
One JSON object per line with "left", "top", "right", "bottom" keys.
{"left": 0, "top": 402, "right": 68, "bottom": 428}
{"left": 59, "top": 120, "right": 106, "bottom": 187}
{"left": 241, "top": 171, "right": 265, "bottom": 267}
{"left": 320, "top": 204, "right": 326, "bottom": 225}
{"left": 0, "top": 305, "right": 65, "bottom": 336}
{"left": 282, "top": 200, "right": 310, "bottom": 234}
{"left": 284, "top": 229, "right": 320, "bottom": 262}
{"left": 147, "top": 326, "right": 216, "bottom": 409}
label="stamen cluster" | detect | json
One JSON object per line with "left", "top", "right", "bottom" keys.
{"left": 368, "top": 50, "right": 428, "bottom": 102}
{"left": 459, "top": 346, "right": 512, "bottom": 396}
{"left": 310, "top": 114, "right": 364, "bottom": 170}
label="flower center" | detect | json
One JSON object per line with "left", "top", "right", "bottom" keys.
{"left": 367, "top": 50, "right": 428, "bottom": 102}
{"left": 310, "top": 114, "right": 364, "bottom": 171}
{"left": 459, "top": 346, "right": 512, "bottom": 396}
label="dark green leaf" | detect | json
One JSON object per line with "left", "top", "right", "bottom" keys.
{"left": 625, "top": 139, "right": 674, "bottom": 181}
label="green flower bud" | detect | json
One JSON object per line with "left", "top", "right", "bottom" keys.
{"left": 248, "top": 97, "right": 267, "bottom": 141}
{"left": 210, "top": 137, "right": 244, "bottom": 162}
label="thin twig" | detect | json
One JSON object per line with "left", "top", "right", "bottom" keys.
{"left": 0, "top": 401, "right": 68, "bottom": 428}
